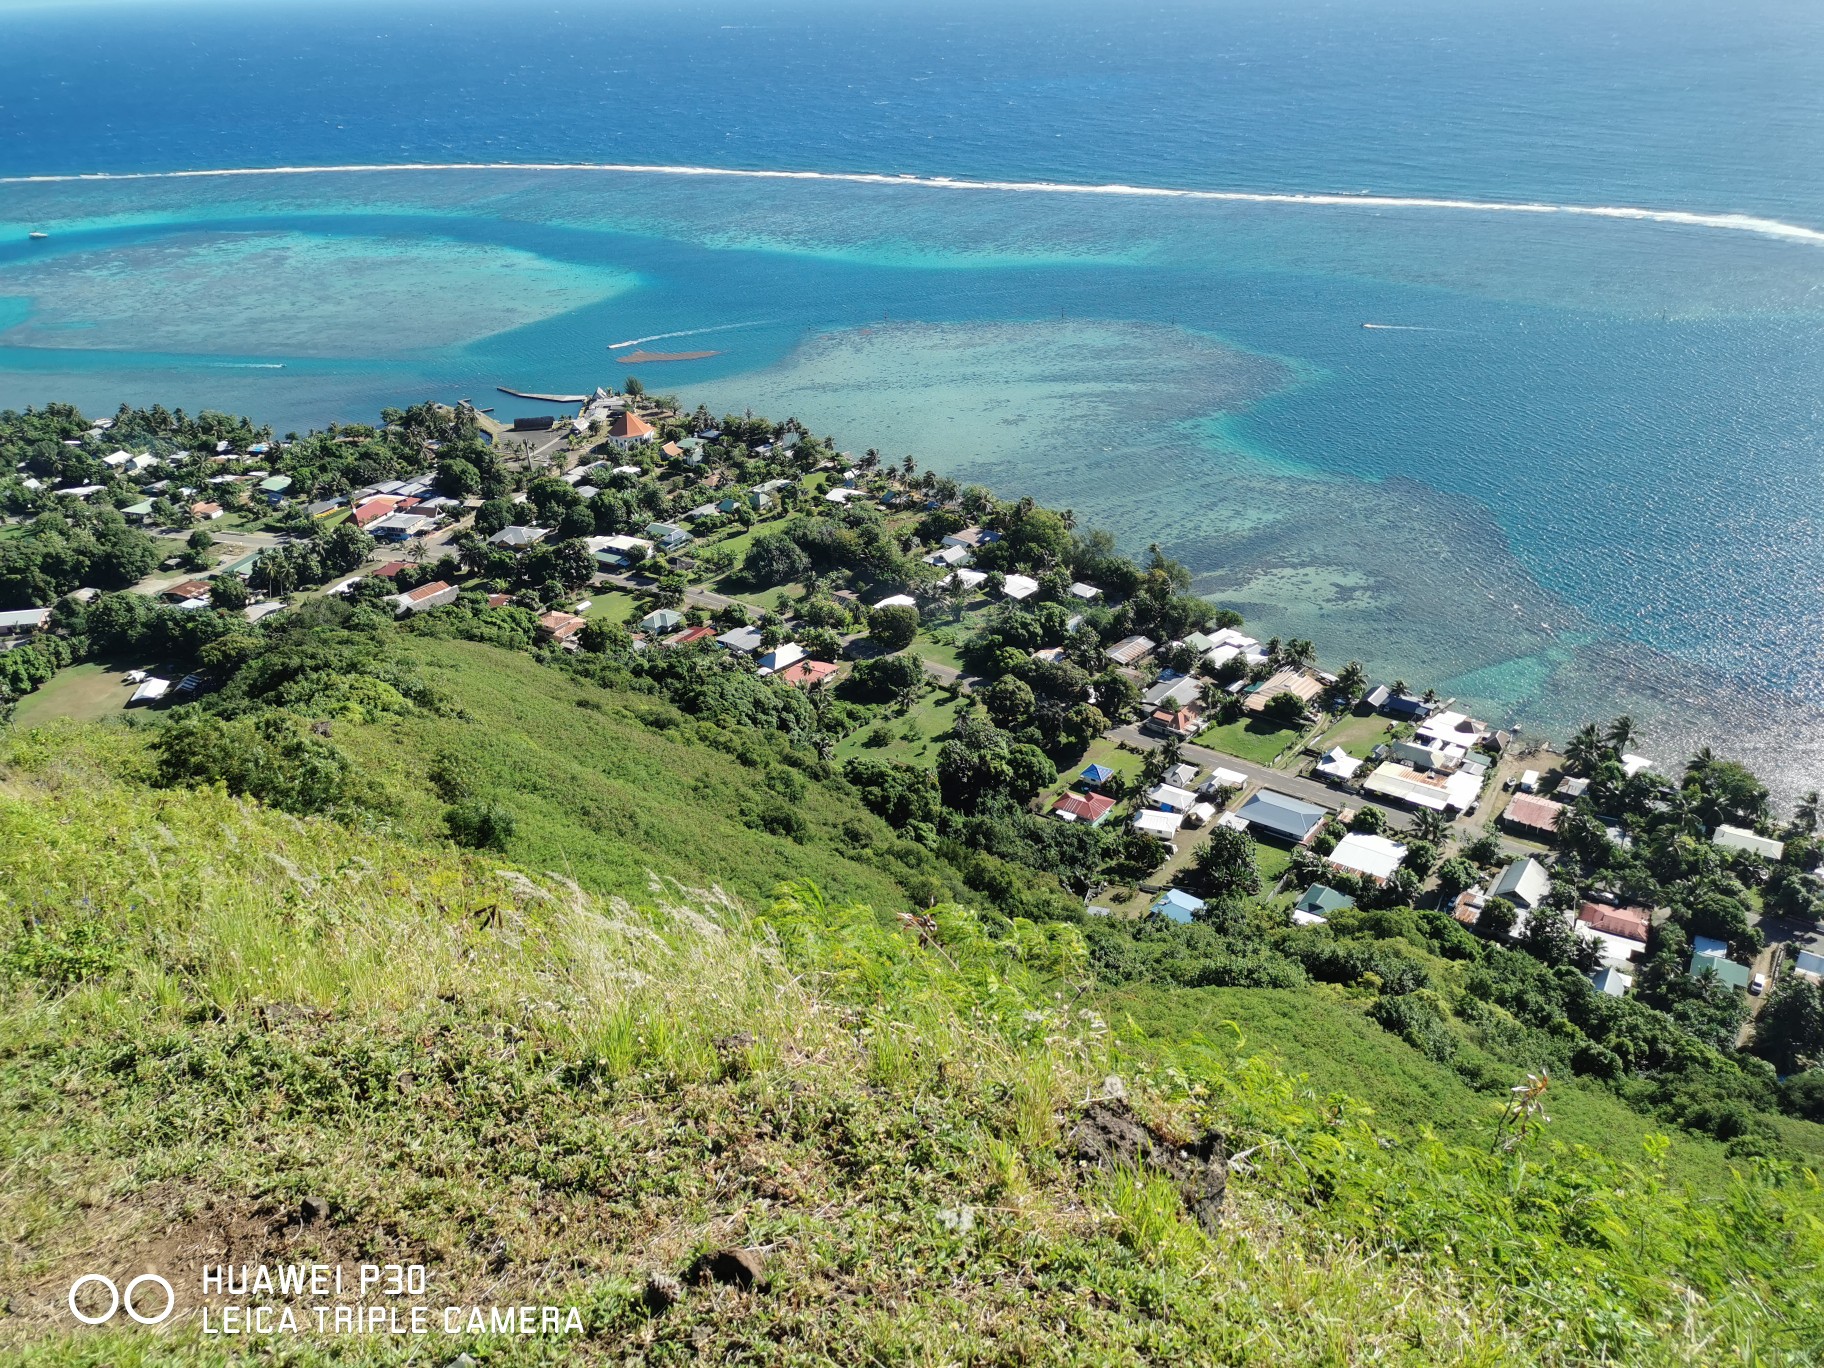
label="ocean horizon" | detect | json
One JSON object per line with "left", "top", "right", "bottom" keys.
{"left": 2, "top": 0, "right": 1822, "bottom": 793}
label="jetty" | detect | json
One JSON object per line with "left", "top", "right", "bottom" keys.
{"left": 496, "top": 387, "right": 588, "bottom": 404}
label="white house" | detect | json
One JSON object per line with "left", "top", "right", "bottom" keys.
{"left": 1491, "top": 856, "right": 1552, "bottom": 910}
{"left": 1328, "top": 832, "right": 1407, "bottom": 882}
{"left": 1713, "top": 824, "right": 1784, "bottom": 861}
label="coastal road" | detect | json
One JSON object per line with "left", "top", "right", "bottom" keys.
{"left": 1110, "top": 722, "right": 1414, "bottom": 833}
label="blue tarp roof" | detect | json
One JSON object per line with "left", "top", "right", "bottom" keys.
{"left": 1151, "top": 889, "right": 1205, "bottom": 924}
{"left": 1081, "top": 763, "right": 1116, "bottom": 784}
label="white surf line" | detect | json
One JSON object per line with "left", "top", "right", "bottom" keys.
{"left": 608, "top": 319, "right": 774, "bottom": 349}
{"left": 4, "top": 161, "right": 1822, "bottom": 248}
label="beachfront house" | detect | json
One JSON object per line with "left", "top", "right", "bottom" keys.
{"left": 1244, "top": 668, "right": 1324, "bottom": 716}
{"left": 1361, "top": 760, "right": 1482, "bottom": 813}
{"left": 1502, "top": 793, "right": 1564, "bottom": 840}
{"left": 1713, "top": 824, "right": 1785, "bottom": 861}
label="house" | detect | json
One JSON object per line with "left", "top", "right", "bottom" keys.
{"left": 1502, "top": 793, "right": 1564, "bottom": 838}
{"left": 666, "top": 625, "right": 718, "bottom": 647}
{"left": 873, "top": 593, "right": 918, "bottom": 610}
{"left": 1294, "top": 884, "right": 1354, "bottom": 926}
{"left": 1163, "top": 762, "right": 1201, "bottom": 790}
{"left": 1142, "top": 674, "right": 1202, "bottom": 711}
{"left": 243, "top": 601, "right": 287, "bottom": 624}
{"left": 644, "top": 522, "right": 691, "bottom": 552}
{"left": 605, "top": 411, "right": 655, "bottom": 448}
{"left": 1451, "top": 887, "right": 1486, "bottom": 926}
{"left": 941, "top": 526, "right": 1000, "bottom": 551}
{"left": 306, "top": 497, "right": 346, "bottom": 519}
{"left": 756, "top": 642, "right": 807, "bottom": 675}
{"left": 1313, "top": 747, "right": 1362, "bottom": 783}
{"left": 189, "top": 501, "right": 224, "bottom": 521}
{"left": 1713, "top": 824, "right": 1784, "bottom": 861}
{"left": 161, "top": 579, "right": 212, "bottom": 604}
{"left": 587, "top": 534, "right": 655, "bottom": 568}
{"left": 1620, "top": 754, "right": 1655, "bottom": 778}
{"left": 746, "top": 489, "right": 774, "bottom": 511}
{"left": 777, "top": 658, "right": 840, "bottom": 689}
{"left": 0, "top": 607, "right": 51, "bottom": 637}
{"left": 1415, "top": 709, "right": 1488, "bottom": 751}
{"left": 389, "top": 581, "right": 458, "bottom": 616}
{"left": 1244, "top": 669, "right": 1323, "bottom": 716}
{"left": 1328, "top": 832, "right": 1407, "bottom": 882}
{"left": 537, "top": 611, "right": 587, "bottom": 645}
{"left": 1794, "top": 949, "right": 1824, "bottom": 982}
{"left": 372, "top": 560, "right": 410, "bottom": 579}
{"left": 1590, "top": 967, "right": 1635, "bottom": 998}
{"left": 1146, "top": 784, "right": 1198, "bottom": 813}
{"left": 924, "top": 544, "right": 970, "bottom": 568}
{"left": 352, "top": 497, "right": 401, "bottom": 528}
{"left": 1233, "top": 789, "right": 1328, "bottom": 845}
{"left": 1080, "top": 763, "right": 1117, "bottom": 789}
{"left": 1688, "top": 951, "right": 1752, "bottom": 991}
{"left": 1068, "top": 582, "right": 1102, "bottom": 601}
{"left": 1144, "top": 703, "right": 1204, "bottom": 741}
{"left": 122, "top": 499, "right": 156, "bottom": 522}
{"left": 1001, "top": 573, "right": 1040, "bottom": 601}
{"left": 1378, "top": 692, "right": 1433, "bottom": 720}
{"left": 368, "top": 512, "right": 435, "bottom": 542}
{"left": 1199, "top": 767, "right": 1248, "bottom": 795}
{"left": 1556, "top": 776, "right": 1590, "bottom": 800}
{"left": 717, "top": 626, "right": 765, "bottom": 654}
{"left": 639, "top": 608, "right": 685, "bottom": 634}
{"left": 1132, "top": 809, "right": 1185, "bottom": 845}
{"left": 1491, "top": 856, "right": 1552, "bottom": 910}
{"left": 1362, "top": 761, "right": 1482, "bottom": 813}
{"left": 1390, "top": 736, "right": 1470, "bottom": 772}
{"left": 1051, "top": 791, "right": 1116, "bottom": 826}
{"left": 256, "top": 474, "right": 293, "bottom": 505}
{"left": 1577, "top": 902, "right": 1650, "bottom": 943}
{"left": 1185, "top": 802, "right": 1218, "bottom": 828}
{"left": 1104, "top": 635, "right": 1156, "bottom": 667}
{"left": 944, "top": 567, "right": 988, "bottom": 592}
{"left": 1151, "top": 889, "right": 1205, "bottom": 924}
{"left": 489, "top": 524, "right": 550, "bottom": 549}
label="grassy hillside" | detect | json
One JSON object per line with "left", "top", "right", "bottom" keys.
{"left": 1104, "top": 984, "right": 1789, "bottom": 1193}
{"left": 3, "top": 725, "right": 1823, "bottom": 1363}
{"left": 329, "top": 635, "right": 915, "bottom": 913}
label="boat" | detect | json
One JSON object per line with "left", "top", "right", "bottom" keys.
{"left": 29, "top": 231, "right": 48, "bottom": 240}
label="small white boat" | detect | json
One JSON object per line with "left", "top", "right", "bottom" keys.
{"left": 29, "top": 231, "right": 48, "bottom": 240}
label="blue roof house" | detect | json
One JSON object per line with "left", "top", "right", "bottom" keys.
{"left": 1151, "top": 889, "right": 1205, "bottom": 924}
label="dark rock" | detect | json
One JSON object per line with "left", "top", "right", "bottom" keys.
{"left": 686, "top": 1247, "right": 768, "bottom": 1291}
{"left": 642, "top": 1272, "right": 682, "bottom": 1313}
{"left": 299, "top": 1195, "right": 329, "bottom": 1226}
{"left": 1068, "top": 1100, "right": 1227, "bottom": 1233}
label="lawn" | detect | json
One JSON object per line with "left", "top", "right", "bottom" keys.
{"left": 1315, "top": 712, "right": 1395, "bottom": 760}
{"left": 1038, "top": 737, "right": 1146, "bottom": 807}
{"left": 581, "top": 590, "right": 642, "bottom": 625}
{"left": 11, "top": 663, "right": 138, "bottom": 727}
{"left": 833, "top": 687, "right": 970, "bottom": 767}
{"left": 1196, "top": 715, "right": 1302, "bottom": 765}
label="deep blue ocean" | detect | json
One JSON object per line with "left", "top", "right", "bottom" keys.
{"left": 2, "top": 0, "right": 1822, "bottom": 792}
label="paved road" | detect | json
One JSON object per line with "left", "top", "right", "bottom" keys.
{"left": 1111, "top": 722, "right": 1414, "bottom": 832}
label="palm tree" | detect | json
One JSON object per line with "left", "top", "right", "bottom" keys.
{"left": 1413, "top": 808, "right": 1452, "bottom": 846}
{"left": 1795, "top": 790, "right": 1822, "bottom": 836}
{"left": 1565, "top": 723, "right": 1607, "bottom": 776}
{"left": 1280, "top": 638, "right": 1316, "bottom": 671}
{"left": 1605, "top": 715, "right": 1637, "bottom": 754}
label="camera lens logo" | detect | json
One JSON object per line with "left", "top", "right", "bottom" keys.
{"left": 68, "top": 1273, "right": 175, "bottom": 1325}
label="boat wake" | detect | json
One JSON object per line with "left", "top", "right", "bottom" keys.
{"left": 4, "top": 162, "right": 1821, "bottom": 248}
{"left": 1361, "top": 323, "right": 1438, "bottom": 331}
{"left": 608, "top": 319, "right": 774, "bottom": 349}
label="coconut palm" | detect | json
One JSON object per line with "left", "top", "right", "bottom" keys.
{"left": 1565, "top": 723, "right": 1607, "bottom": 776}
{"left": 1413, "top": 807, "right": 1453, "bottom": 846}
{"left": 1605, "top": 715, "right": 1637, "bottom": 754}
{"left": 1795, "top": 789, "right": 1822, "bottom": 836}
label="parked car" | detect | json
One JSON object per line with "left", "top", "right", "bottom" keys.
{"left": 1750, "top": 973, "right": 1768, "bottom": 996}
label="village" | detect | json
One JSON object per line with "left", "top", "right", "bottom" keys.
{"left": 2, "top": 382, "right": 1816, "bottom": 1046}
